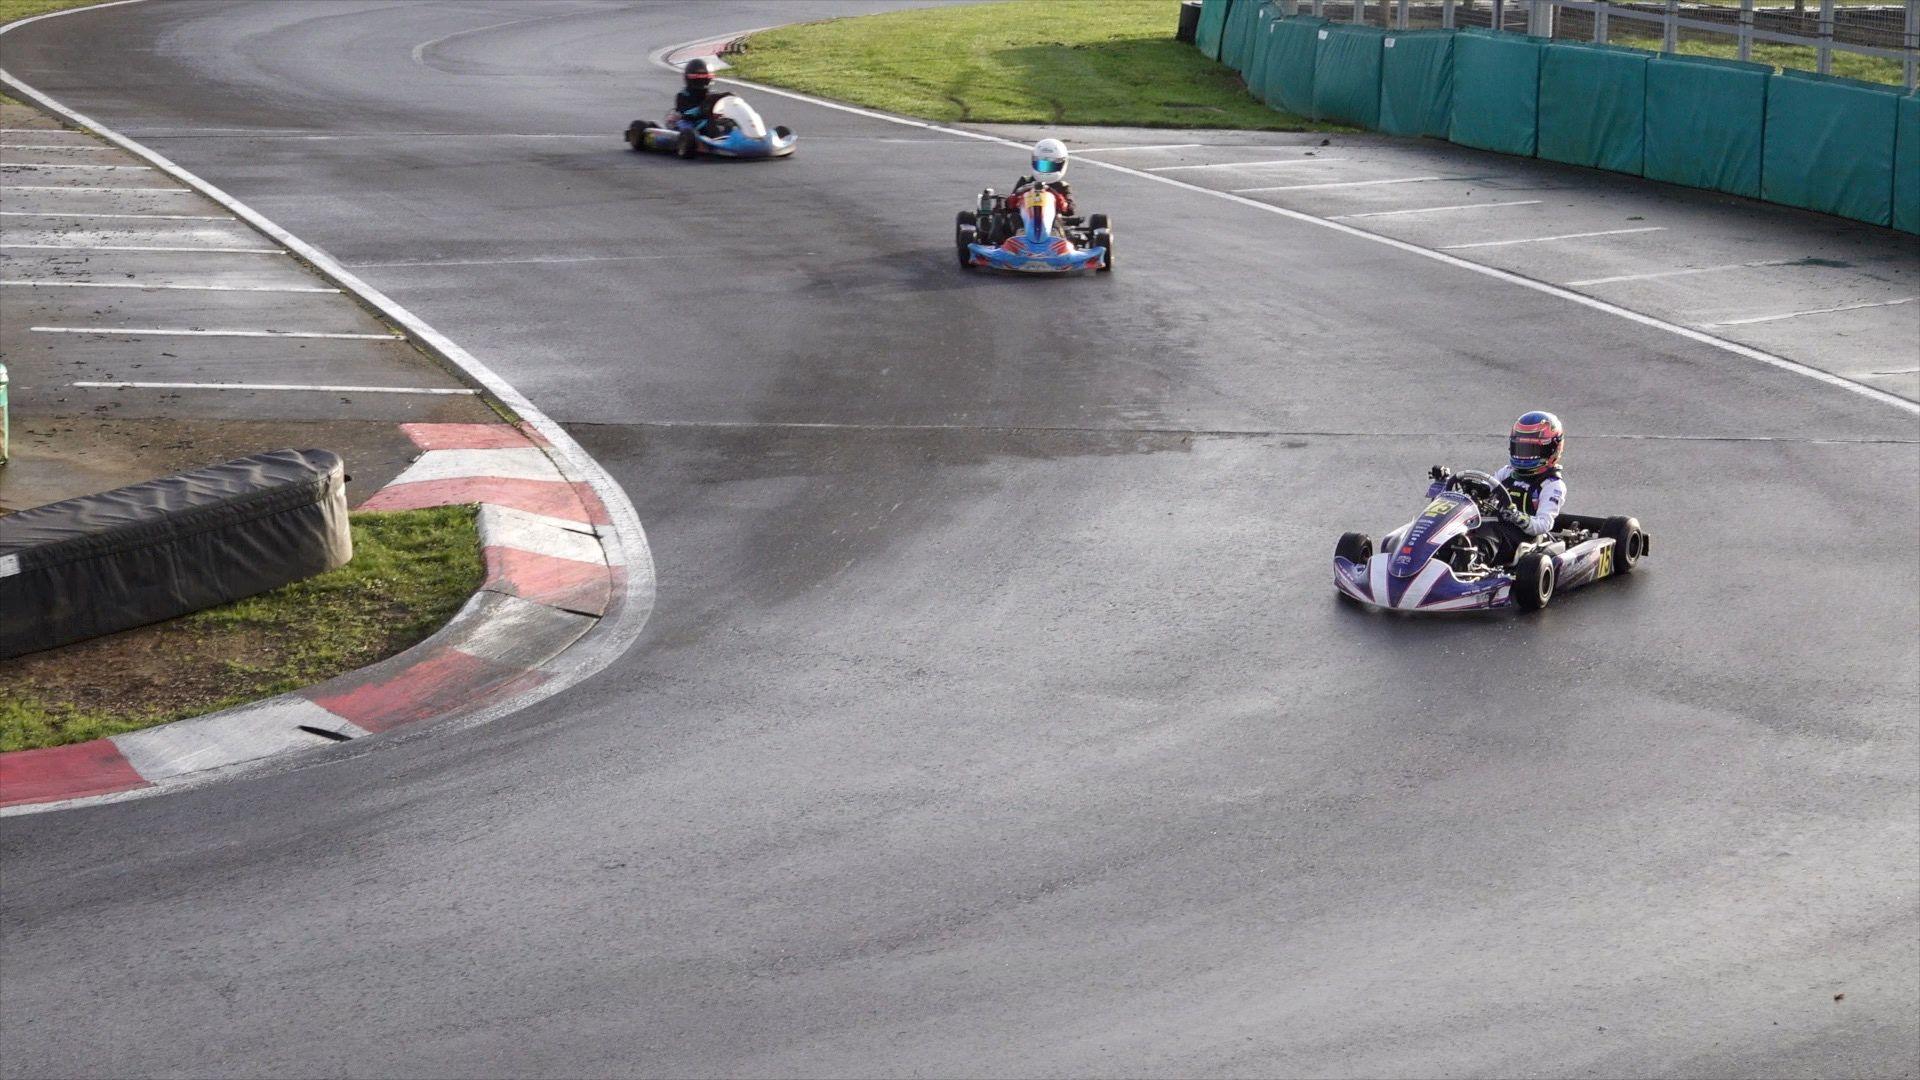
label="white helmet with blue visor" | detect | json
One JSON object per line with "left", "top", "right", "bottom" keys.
{"left": 1031, "top": 138, "right": 1068, "bottom": 179}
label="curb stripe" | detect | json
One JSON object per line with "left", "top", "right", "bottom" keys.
{"left": 0, "top": 740, "right": 149, "bottom": 807}
{"left": 483, "top": 546, "right": 612, "bottom": 616}
{"left": 307, "top": 648, "right": 547, "bottom": 734}
{"left": 359, "top": 476, "right": 606, "bottom": 523}
{"left": 401, "top": 422, "right": 537, "bottom": 451}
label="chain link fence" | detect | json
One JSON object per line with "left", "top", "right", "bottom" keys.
{"left": 1276, "top": 0, "right": 1918, "bottom": 87}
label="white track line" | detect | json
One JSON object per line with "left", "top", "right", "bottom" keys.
{"left": 1, "top": 210, "right": 233, "bottom": 220}
{"left": 1233, "top": 176, "right": 1445, "bottom": 193}
{"left": 1333, "top": 199, "right": 1542, "bottom": 220}
{"left": 1442, "top": 227, "right": 1666, "bottom": 250}
{"left": 1, "top": 243, "right": 282, "bottom": 253}
{"left": 1704, "top": 296, "right": 1919, "bottom": 327}
{"left": 3, "top": 279, "right": 340, "bottom": 293}
{"left": 706, "top": 68, "right": 1917, "bottom": 416}
{"left": 1149, "top": 157, "right": 1341, "bottom": 172}
{"left": 33, "top": 326, "right": 401, "bottom": 339}
{"left": 0, "top": 161, "right": 151, "bottom": 170}
{"left": 75, "top": 380, "right": 477, "bottom": 394}
{"left": 345, "top": 252, "right": 684, "bottom": 269}
{"left": 0, "top": 143, "right": 111, "bottom": 150}
{"left": 1072, "top": 143, "right": 1202, "bottom": 153}
{"left": 1567, "top": 260, "right": 1800, "bottom": 286}
{"left": 0, "top": 184, "right": 189, "bottom": 192}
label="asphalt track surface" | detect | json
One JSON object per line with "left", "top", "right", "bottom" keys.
{"left": 3, "top": 3, "right": 1917, "bottom": 1077}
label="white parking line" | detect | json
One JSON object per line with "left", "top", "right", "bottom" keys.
{"left": 1442, "top": 227, "right": 1666, "bottom": 250}
{"left": 0, "top": 162, "right": 152, "bottom": 170}
{"left": 1071, "top": 143, "right": 1202, "bottom": 154}
{"left": 1704, "top": 296, "right": 1919, "bottom": 327}
{"left": 1233, "top": 176, "right": 1445, "bottom": 193}
{"left": 2, "top": 243, "right": 282, "bottom": 253}
{"left": 74, "top": 381, "right": 477, "bottom": 395}
{"left": 3, "top": 280, "right": 340, "bottom": 293}
{"left": 1, "top": 210, "right": 235, "bottom": 220}
{"left": 1332, "top": 199, "right": 1542, "bottom": 220}
{"left": 1566, "top": 260, "right": 1798, "bottom": 286}
{"left": 1, "top": 184, "right": 190, "bottom": 192}
{"left": 34, "top": 326, "right": 402, "bottom": 340}
{"left": 1152, "top": 157, "right": 1342, "bottom": 172}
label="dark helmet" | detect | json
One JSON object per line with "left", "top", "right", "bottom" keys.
{"left": 1509, "top": 411, "right": 1564, "bottom": 476}
{"left": 683, "top": 58, "right": 713, "bottom": 89}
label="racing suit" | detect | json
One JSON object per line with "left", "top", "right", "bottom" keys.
{"left": 1008, "top": 176, "right": 1075, "bottom": 217}
{"left": 667, "top": 85, "right": 715, "bottom": 132}
{"left": 1480, "top": 465, "right": 1566, "bottom": 562}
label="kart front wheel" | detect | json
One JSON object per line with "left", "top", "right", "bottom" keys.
{"left": 956, "top": 211, "right": 978, "bottom": 270}
{"left": 1599, "top": 516, "right": 1644, "bottom": 574}
{"left": 1335, "top": 532, "right": 1372, "bottom": 564}
{"left": 676, "top": 130, "right": 696, "bottom": 159}
{"left": 1513, "top": 552, "right": 1555, "bottom": 611}
{"left": 1092, "top": 226, "right": 1114, "bottom": 272}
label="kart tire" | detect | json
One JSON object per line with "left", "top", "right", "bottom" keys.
{"left": 956, "top": 211, "right": 978, "bottom": 270}
{"left": 774, "top": 125, "right": 793, "bottom": 139}
{"left": 1599, "top": 516, "right": 1643, "bottom": 574}
{"left": 1093, "top": 226, "right": 1114, "bottom": 272}
{"left": 1088, "top": 214, "right": 1109, "bottom": 232}
{"left": 1513, "top": 552, "right": 1555, "bottom": 611}
{"left": 1335, "top": 532, "right": 1372, "bottom": 564}
{"left": 676, "top": 130, "right": 696, "bottom": 159}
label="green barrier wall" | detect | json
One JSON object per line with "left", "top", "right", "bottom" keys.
{"left": 1312, "top": 24, "right": 1387, "bottom": 129}
{"left": 1195, "top": 0, "right": 1232, "bottom": 61}
{"left": 1763, "top": 72, "right": 1900, "bottom": 227}
{"left": 1538, "top": 42, "right": 1648, "bottom": 175}
{"left": 1894, "top": 93, "right": 1919, "bottom": 235}
{"left": 1643, "top": 54, "right": 1768, "bottom": 199}
{"left": 1378, "top": 29, "right": 1455, "bottom": 138}
{"left": 1266, "top": 16, "right": 1324, "bottom": 118}
{"left": 1245, "top": 4, "right": 1284, "bottom": 102}
{"left": 1449, "top": 30, "right": 1543, "bottom": 157}
{"left": 1222, "top": 0, "right": 1262, "bottom": 72}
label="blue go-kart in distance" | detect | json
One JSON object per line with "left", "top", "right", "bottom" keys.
{"left": 626, "top": 93, "right": 796, "bottom": 160}
{"left": 956, "top": 187, "right": 1111, "bottom": 273}
{"left": 1334, "top": 469, "right": 1648, "bottom": 612}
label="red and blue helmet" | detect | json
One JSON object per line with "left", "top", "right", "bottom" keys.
{"left": 1509, "top": 411, "right": 1564, "bottom": 475}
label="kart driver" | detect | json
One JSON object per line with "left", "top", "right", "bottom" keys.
{"left": 1008, "top": 138, "right": 1076, "bottom": 218}
{"left": 1430, "top": 411, "right": 1567, "bottom": 559}
{"left": 668, "top": 58, "right": 717, "bottom": 132}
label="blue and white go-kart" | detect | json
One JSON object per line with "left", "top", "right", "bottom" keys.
{"left": 956, "top": 187, "right": 1111, "bottom": 273}
{"left": 1334, "top": 469, "right": 1649, "bottom": 612}
{"left": 626, "top": 93, "right": 796, "bottom": 159}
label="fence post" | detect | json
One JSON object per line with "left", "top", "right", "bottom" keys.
{"left": 1594, "top": 0, "right": 1609, "bottom": 43}
{"left": 1493, "top": 0, "right": 1506, "bottom": 32}
{"left": 1816, "top": 0, "right": 1833, "bottom": 74}
{"left": 1738, "top": 0, "right": 1754, "bottom": 63}
{"left": 1311, "top": 0, "right": 1324, "bottom": 19}
{"left": 1395, "top": 0, "right": 1410, "bottom": 30}
{"left": 1906, "top": 0, "right": 1918, "bottom": 90}
{"left": 1663, "top": 0, "right": 1678, "bottom": 53}
{"left": 1353, "top": 0, "right": 1366, "bottom": 24}
{"left": 1442, "top": 0, "right": 1457, "bottom": 29}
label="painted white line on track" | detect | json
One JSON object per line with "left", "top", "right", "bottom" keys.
{"left": 1704, "top": 296, "right": 1920, "bottom": 327}
{"left": 1566, "top": 260, "right": 1799, "bottom": 286}
{"left": 703, "top": 66, "right": 1918, "bottom": 415}
{"left": 34, "top": 326, "right": 401, "bottom": 339}
{"left": 2, "top": 243, "right": 282, "bottom": 253}
{"left": 345, "top": 252, "right": 684, "bottom": 269}
{"left": 0, "top": 143, "right": 112, "bottom": 150}
{"left": 1233, "top": 176, "right": 1445, "bottom": 193}
{"left": 1, "top": 210, "right": 234, "bottom": 220}
{"left": 3, "top": 279, "right": 340, "bottom": 293}
{"left": 0, "top": 161, "right": 151, "bottom": 170}
{"left": 1442, "top": 227, "right": 1666, "bottom": 250}
{"left": 1149, "top": 157, "right": 1342, "bottom": 171}
{"left": 1071, "top": 143, "right": 1202, "bottom": 153}
{"left": 1332, "top": 199, "right": 1542, "bottom": 220}
{"left": 75, "top": 380, "right": 477, "bottom": 394}
{"left": 1, "top": 184, "right": 190, "bottom": 192}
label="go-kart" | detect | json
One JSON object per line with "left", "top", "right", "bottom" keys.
{"left": 1333, "top": 469, "right": 1649, "bottom": 612}
{"left": 956, "top": 186, "right": 1111, "bottom": 273}
{"left": 625, "top": 93, "right": 795, "bottom": 159}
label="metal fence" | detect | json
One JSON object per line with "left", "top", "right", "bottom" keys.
{"left": 1276, "top": 0, "right": 1920, "bottom": 88}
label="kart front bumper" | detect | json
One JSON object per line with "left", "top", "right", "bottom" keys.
{"left": 966, "top": 242, "right": 1106, "bottom": 273}
{"left": 1334, "top": 554, "right": 1514, "bottom": 612}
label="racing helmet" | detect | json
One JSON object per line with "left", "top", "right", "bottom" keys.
{"left": 1509, "top": 411, "right": 1564, "bottom": 475}
{"left": 683, "top": 58, "right": 713, "bottom": 89}
{"left": 1031, "top": 138, "right": 1069, "bottom": 179}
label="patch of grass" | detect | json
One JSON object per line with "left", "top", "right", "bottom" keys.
{"left": 728, "top": 0, "right": 1340, "bottom": 131}
{"left": 0, "top": 506, "right": 482, "bottom": 751}
{"left": 0, "top": 0, "right": 108, "bottom": 25}
{"left": 1617, "top": 35, "right": 1905, "bottom": 85}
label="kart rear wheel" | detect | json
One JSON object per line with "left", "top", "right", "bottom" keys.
{"left": 955, "top": 211, "right": 978, "bottom": 270}
{"left": 1513, "top": 552, "right": 1555, "bottom": 611}
{"left": 1335, "top": 532, "right": 1372, "bottom": 564}
{"left": 1599, "top": 516, "right": 1644, "bottom": 574}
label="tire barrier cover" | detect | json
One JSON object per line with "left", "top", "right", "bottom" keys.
{"left": 1538, "top": 42, "right": 1648, "bottom": 175}
{"left": 1449, "top": 30, "right": 1543, "bottom": 157}
{"left": 1266, "top": 16, "right": 1326, "bottom": 118}
{"left": 1195, "top": 0, "right": 1232, "bottom": 61}
{"left": 1763, "top": 72, "right": 1900, "bottom": 227}
{"left": 1643, "top": 54, "right": 1769, "bottom": 199}
{"left": 1222, "top": 0, "right": 1263, "bottom": 73}
{"left": 1379, "top": 29, "right": 1455, "bottom": 138}
{"left": 1312, "top": 24, "right": 1387, "bottom": 130}
{"left": 0, "top": 449, "right": 351, "bottom": 660}
{"left": 1893, "top": 92, "right": 1919, "bottom": 235}
{"left": 1245, "top": 3, "right": 1284, "bottom": 102}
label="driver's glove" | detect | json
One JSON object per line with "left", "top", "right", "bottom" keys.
{"left": 1498, "top": 507, "right": 1530, "bottom": 530}
{"left": 1428, "top": 465, "right": 1451, "bottom": 482}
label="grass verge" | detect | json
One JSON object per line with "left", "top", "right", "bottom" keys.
{"left": 1623, "top": 36, "right": 1905, "bottom": 85}
{"left": 0, "top": 506, "right": 483, "bottom": 752}
{"left": 727, "top": 0, "right": 1339, "bottom": 131}
{"left": 0, "top": 0, "right": 109, "bottom": 26}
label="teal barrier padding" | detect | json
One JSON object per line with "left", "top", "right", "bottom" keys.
{"left": 1378, "top": 29, "right": 1455, "bottom": 138}
{"left": 1643, "top": 54, "right": 1768, "bottom": 198}
{"left": 1894, "top": 93, "right": 1919, "bottom": 235}
{"left": 1222, "top": 0, "right": 1262, "bottom": 72}
{"left": 1246, "top": 4, "right": 1284, "bottom": 102}
{"left": 1266, "top": 16, "right": 1325, "bottom": 118}
{"left": 1312, "top": 24, "right": 1387, "bottom": 129}
{"left": 1449, "top": 30, "right": 1543, "bottom": 157}
{"left": 1538, "top": 42, "right": 1648, "bottom": 175}
{"left": 1195, "top": 0, "right": 1232, "bottom": 61}
{"left": 1763, "top": 71, "right": 1900, "bottom": 226}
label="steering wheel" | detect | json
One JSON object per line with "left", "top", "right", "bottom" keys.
{"left": 1448, "top": 469, "right": 1513, "bottom": 514}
